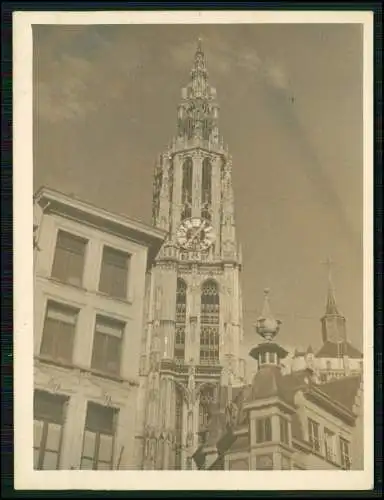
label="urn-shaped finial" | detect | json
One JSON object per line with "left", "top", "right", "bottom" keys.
{"left": 254, "top": 288, "right": 282, "bottom": 341}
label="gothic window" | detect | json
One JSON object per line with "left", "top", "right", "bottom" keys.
{"left": 199, "top": 385, "right": 215, "bottom": 432}
{"left": 181, "top": 158, "right": 193, "bottom": 220}
{"left": 201, "top": 158, "right": 212, "bottom": 222}
{"left": 174, "top": 386, "right": 183, "bottom": 470}
{"left": 174, "top": 279, "right": 187, "bottom": 362}
{"left": 200, "top": 280, "right": 220, "bottom": 365}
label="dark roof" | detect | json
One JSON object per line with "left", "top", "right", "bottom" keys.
{"left": 246, "top": 366, "right": 312, "bottom": 406}
{"left": 199, "top": 369, "right": 362, "bottom": 461}
{"left": 249, "top": 342, "right": 289, "bottom": 360}
{"left": 315, "top": 375, "right": 362, "bottom": 412}
{"left": 315, "top": 341, "right": 363, "bottom": 359}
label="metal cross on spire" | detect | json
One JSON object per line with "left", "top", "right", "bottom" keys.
{"left": 322, "top": 256, "right": 335, "bottom": 289}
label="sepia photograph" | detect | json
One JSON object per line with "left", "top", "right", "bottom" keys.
{"left": 13, "top": 10, "right": 374, "bottom": 491}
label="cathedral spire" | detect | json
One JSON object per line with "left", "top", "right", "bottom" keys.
{"left": 189, "top": 37, "right": 208, "bottom": 99}
{"left": 176, "top": 39, "right": 219, "bottom": 144}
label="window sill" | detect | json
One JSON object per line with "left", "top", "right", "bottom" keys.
{"left": 95, "top": 290, "right": 134, "bottom": 306}
{"left": 46, "top": 276, "right": 87, "bottom": 292}
{"left": 35, "top": 355, "right": 139, "bottom": 387}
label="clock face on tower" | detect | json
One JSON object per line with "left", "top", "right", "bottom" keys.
{"left": 176, "top": 217, "right": 215, "bottom": 251}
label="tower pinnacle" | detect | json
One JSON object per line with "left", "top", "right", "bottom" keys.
{"left": 320, "top": 257, "right": 347, "bottom": 344}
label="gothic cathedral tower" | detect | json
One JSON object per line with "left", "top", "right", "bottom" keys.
{"left": 135, "top": 40, "right": 245, "bottom": 470}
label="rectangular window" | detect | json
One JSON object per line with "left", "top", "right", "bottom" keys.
{"left": 324, "top": 428, "right": 335, "bottom": 462}
{"left": 33, "top": 390, "right": 67, "bottom": 470}
{"left": 280, "top": 417, "right": 290, "bottom": 445}
{"left": 40, "top": 301, "right": 78, "bottom": 364}
{"left": 340, "top": 437, "right": 351, "bottom": 470}
{"left": 99, "top": 246, "right": 130, "bottom": 299}
{"left": 255, "top": 454, "right": 273, "bottom": 470}
{"left": 91, "top": 316, "right": 124, "bottom": 376}
{"left": 80, "top": 402, "right": 118, "bottom": 470}
{"left": 308, "top": 418, "right": 321, "bottom": 453}
{"left": 256, "top": 417, "right": 272, "bottom": 443}
{"left": 51, "top": 230, "right": 87, "bottom": 287}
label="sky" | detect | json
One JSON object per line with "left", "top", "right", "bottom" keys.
{"left": 33, "top": 22, "right": 364, "bottom": 357}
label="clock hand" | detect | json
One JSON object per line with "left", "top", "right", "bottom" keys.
{"left": 190, "top": 221, "right": 206, "bottom": 243}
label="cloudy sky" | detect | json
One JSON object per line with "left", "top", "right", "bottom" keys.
{"left": 33, "top": 22, "right": 364, "bottom": 356}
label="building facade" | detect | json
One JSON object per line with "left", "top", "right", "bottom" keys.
{"left": 135, "top": 40, "right": 246, "bottom": 470}
{"left": 33, "top": 187, "right": 166, "bottom": 470}
{"left": 194, "top": 290, "right": 364, "bottom": 471}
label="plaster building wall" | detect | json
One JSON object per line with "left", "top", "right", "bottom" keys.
{"left": 33, "top": 187, "right": 165, "bottom": 470}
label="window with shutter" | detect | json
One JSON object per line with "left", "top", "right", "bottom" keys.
{"left": 51, "top": 231, "right": 87, "bottom": 287}
{"left": 99, "top": 246, "right": 130, "bottom": 299}
{"left": 91, "top": 316, "right": 124, "bottom": 376}
{"left": 40, "top": 301, "right": 78, "bottom": 364}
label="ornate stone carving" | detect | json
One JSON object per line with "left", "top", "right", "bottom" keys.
{"left": 47, "top": 376, "right": 61, "bottom": 394}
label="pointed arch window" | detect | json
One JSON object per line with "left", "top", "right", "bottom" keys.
{"left": 181, "top": 158, "right": 193, "bottom": 220}
{"left": 201, "top": 158, "right": 212, "bottom": 222}
{"left": 174, "top": 279, "right": 186, "bottom": 362}
{"left": 200, "top": 280, "right": 220, "bottom": 365}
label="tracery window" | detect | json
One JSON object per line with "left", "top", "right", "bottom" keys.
{"left": 181, "top": 158, "right": 193, "bottom": 220}
{"left": 174, "top": 279, "right": 186, "bottom": 363}
{"left": 201, "top": 158, "right": 212, "bottom": 222}
{"left": 200, "top": 280, "right": 220, "bottom": 365}
{"left": 199, "top": 385, "right": 215, "bottom": 431}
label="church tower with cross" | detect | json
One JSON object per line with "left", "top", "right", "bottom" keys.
{"left": 135, "top": 39, "right": 246, "bottom": 470}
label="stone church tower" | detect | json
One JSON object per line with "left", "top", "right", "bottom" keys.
{"left": 135, "top": 40, "right": 245, "bottom": 470}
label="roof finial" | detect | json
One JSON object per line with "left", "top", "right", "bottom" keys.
{"left": 254, "top": 288, "right": 281, "bottom": 341}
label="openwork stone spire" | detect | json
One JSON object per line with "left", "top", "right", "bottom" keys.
{"left": 177, "top": 38, "right": 220, "bottom": 144}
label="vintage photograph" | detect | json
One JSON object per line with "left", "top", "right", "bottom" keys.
{"left": 14, "top": 10, "right": 374, "bottom": 491}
